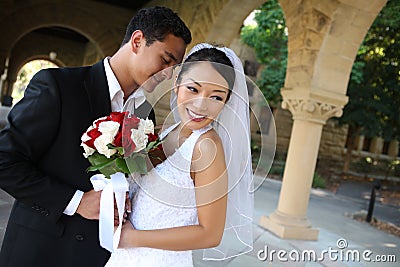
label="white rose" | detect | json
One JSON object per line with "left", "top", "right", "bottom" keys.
{"left": 138, "top": 118, "right": 154, "bottom": 135}
{"left": 81, "top": 131, "right": 91, "bottom": 143}
{"left": 98, "top": 121, "right": 120, "bottom": 138}
{"left": 81, "top": 126, "right": 94, "bottom": 142}
{"left": 94, "top": 134, "right": 117, "bottom": 158}
{"left": 81, "top": 129, "right": 95, "bottom": 157}
{"left": 131, "top": 128, "right": 148, "bottom": 152}
{"left": 92, "top": 116, "right": 108, "bottom": 127}
{"left": 81, "top": 143, "right": 95, "bottom": 158}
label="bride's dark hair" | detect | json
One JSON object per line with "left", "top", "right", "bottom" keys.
{"left": 176, "top": 48, "right": 235, "bottom": 101}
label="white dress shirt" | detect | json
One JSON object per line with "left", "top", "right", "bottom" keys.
{"left": 64, "top": 58, "right": 146, "bottom": 215}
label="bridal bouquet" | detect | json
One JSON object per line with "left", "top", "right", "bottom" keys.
{"left": 81, "top": 111, "right": 162, "bottom": 176}
{"left": 80, "top": 111, "right": 162, "bottom": 252}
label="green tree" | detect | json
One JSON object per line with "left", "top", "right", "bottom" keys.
{"left": 240, "top": 0, "right": 287, "bottom": 105}
{"left": 339, "top": 0, "right": 400, "bottom": 172}
{"left": 240, "top": 0, "right": 400, "bottom": 173}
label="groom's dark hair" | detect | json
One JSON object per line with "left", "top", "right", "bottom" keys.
{"left": 121, "top": 6, "right": 192, "bottom": 47}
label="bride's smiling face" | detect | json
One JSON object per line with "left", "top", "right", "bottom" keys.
{"left": 174, "top": 62, "right": 230, "bottom": 131}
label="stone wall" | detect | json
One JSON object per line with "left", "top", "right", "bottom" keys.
{"left": 320, "top": 119, "right": 348, "bottom": 160}
{"left": 229, "top": 36, "right": 350, "bottom": 164}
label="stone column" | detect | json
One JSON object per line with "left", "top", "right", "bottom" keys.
{"left": 1, "top": 79, "right": 14, "bottom": 106}
{"left": 388, "top": 140, "right": 399, "bottom": 158}
{"left": 260, "top": 89, "right": 347, "bottom": 240}
{"left": 369, "top": 137, "right": 383, "bottom": 154}
{"left": 355, "top": 135, "right": 365, "bottom": 151}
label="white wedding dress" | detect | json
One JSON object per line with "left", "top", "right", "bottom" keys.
{"left": 105, "top": 123, "right": 212, "bottom": 267}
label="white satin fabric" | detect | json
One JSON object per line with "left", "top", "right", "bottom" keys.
{"left": 90, "top": 172, "right": 129, "bottom": 252}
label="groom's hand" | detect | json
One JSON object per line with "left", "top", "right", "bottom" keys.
{"left": 76, "top": 189, "right": 102, "bottom": 220}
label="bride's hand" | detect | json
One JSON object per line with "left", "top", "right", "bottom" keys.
{"left": 118, "top": 222, "right": 137, "bottom": 248}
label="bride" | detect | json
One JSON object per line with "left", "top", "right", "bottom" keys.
{"left": 105, "top": 43, "right": 254, "bottom": 266}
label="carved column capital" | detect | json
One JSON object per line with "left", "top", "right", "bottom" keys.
{"left": 281, "top": 98, "right": 344, "bottom": 124}
{"left": 280, "top": 87, "right": 348, "bottom": 124}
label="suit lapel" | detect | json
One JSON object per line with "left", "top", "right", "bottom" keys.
{"left": 84, "top": 60, "right": 112, "bottom": 119}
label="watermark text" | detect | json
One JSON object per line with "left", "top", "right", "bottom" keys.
{"left": 257, "top": 238, "right": 397, "bottom": 263}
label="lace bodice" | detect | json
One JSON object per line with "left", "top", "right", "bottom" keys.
{"left": 105, "top": 124, "right": 212, "bottom": 267}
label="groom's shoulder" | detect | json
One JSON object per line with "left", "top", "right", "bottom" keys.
{"left": 31, "top": 61, "right": 104, "bottom": 88}
{"left": 50, "top": 64, "right": 92, "bottom": 77}
{"left": 40, "top": 60, "right": 103, "bottom": 78}
{"left": 32, "top": 65, "right": 91, "bottom": 82}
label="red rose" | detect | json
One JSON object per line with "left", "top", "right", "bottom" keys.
{"left": 120, "top": 115, "right": 141, "bottom": 157}
{"left": 110, "top": 112, "right": 127, "bottom": 124}
{"left": 147, "top": 133, "right": 158, "bottom": 142}
{"left": 84, "top": 128, "right": 102, "bottom": 148}
{"left": 147, "top": 133, "right": 162, "bottom": 151}
{"left": 122, "top": 125, "right": 136, "bottom": 157}
{"left": 113, "top": 131, "right": 123, "bottom": 147}
{"left": 124, "top": 115, "right": 140, "bottom": 130}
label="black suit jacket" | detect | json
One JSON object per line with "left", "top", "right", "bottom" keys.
{"left": 0, "top": 61, "right": 155, "bottom": 267}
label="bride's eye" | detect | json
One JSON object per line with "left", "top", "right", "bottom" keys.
{"left": 186, "top": 86, "right": 198, "bottom": 93}
{"left": 211, "top": 96, "right": 223, "bottom": 101}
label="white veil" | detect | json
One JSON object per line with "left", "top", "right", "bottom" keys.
{"left": 170, "top": 43, "right": 254, "bottom": 260}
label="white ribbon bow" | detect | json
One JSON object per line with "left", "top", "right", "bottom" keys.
{"left": 90, "top": 172, "right": 129, "bottom": 252}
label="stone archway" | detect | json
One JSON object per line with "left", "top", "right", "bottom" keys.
{"left": 0, "top": 1, "right": 133, "bottom": 75}
{"left": 4, "top": 27, "right": 86, "bottom": 98}
{"left": 260, "top": 0, "right": 388, "bottom": 240}
{"left": 150, "top": 0, "right": 266, "bottom": 47}
{"left": 0, "top": 1, "right": 134, "bottom": 102}
{"left": 206, "top": 0, "right": 266, "bottom": 46}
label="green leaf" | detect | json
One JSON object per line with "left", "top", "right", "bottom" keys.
{"left": 116, "top": 158, "right": 130, "bottom": 174}
{"left": 97, "top": 158, "right": 121, "bottom": 178}
{"left": 87, "top": 152, "right": 130, "bottom": 178}
{"left": 146, "top": 139, "right": 164, "bottom": 152}
{"left": 87, "top": 153, "right": 116, "bottom": 173}
{"left": 126, "top": 155, "right": 148, "bottom": 175}
{"left": 87, "top": 152, "right": 110, "bottom": 166}
{"left": 147, "top": 140, "right": 158, "bottom": 150}
{"left": 116, "top": 147, "right": 124, "bottom": 155}
{"left": 107, "top": 144, "right": 124, "bottom": 155}
{"left": 107, "top": 144, "right": 117, "bottom": 149}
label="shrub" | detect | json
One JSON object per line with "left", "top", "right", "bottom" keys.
{"left": 312, "top": 172, "right": 326, "bottom": 189}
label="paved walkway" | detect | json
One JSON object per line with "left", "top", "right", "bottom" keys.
{"left": 1, "top": 177, "right": 399, "bottom": 266}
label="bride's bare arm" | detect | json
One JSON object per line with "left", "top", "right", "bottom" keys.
{"left": 119, "top": 131, "right": 228, "bottom": 250}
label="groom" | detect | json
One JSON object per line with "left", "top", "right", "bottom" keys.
{"left": 0, "top": 6, "right": 191, "bottom": 267}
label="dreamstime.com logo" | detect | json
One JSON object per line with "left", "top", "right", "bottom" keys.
{"left": 257, "top": 238, "right": 397, "bottom": 263}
